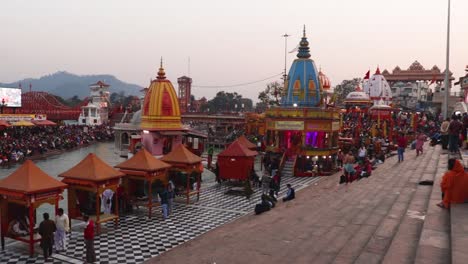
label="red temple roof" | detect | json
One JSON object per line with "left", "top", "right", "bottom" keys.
{"left": 0, "top": 160, "right": 66, "bottom": 194}
{"left": 219, "top": 141, "right": 258, "bottom": 157}
{"left": 115, "top": 148, "right": 171, "bottom": 172}
{"left": 161, "top": 144, "right": 202, "bottom": 165}
{"left": 59, "top": 153, "right": 124, "bottom": 181}
{"left": 236, "top": 135, "right": 257, "bottom": 149}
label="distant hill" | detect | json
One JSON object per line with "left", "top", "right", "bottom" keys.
{"left": 0, "top": 71, "right": 143, "bottom": 99}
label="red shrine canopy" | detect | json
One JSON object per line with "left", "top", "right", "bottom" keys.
{"left": 59, "top": 153, "right": 124, "bottom": 181}
{"left": 115, "top": 148, "right": 171, "bottom": 172}
{"left": 161, "top": 144, "right": 203, "bottom": 204}
{"left": 115, "top": 148, "right": 171, "bottom": 218}
{"left": 161, "top": 144, "right": 202, "bottom": 165}
{"left": 0, "top": 160, "right": 66, "bottom": 195}
{"left": 218, "top": 140, "right": 257, "bottom": 180}
{"left": 220, "top": 141, "right": 258, "bottom": 157}
{"left": 31, "top": 120, "right": 57, "bottom": 126}
{"left": 0, "top": 120, "right": 11, "bottom": 127}
{"left": 236, "top": 135, "right": 257, "bottom": 150}
{"left": 0, "top": 160, "right": 66, "bottom": 256}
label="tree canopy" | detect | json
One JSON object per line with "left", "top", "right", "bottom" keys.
{"left": 333, "top": 78, "right": 361, "bottom": 105}
{"left": 258, "top": 81, "right": 284, "bottom": 107}
{"left": 200, "top": 91, "right": 252, "bottom": 113}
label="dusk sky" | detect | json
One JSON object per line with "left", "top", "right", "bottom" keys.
{"left": 1, "top": 0, "right": 467, "bottom": 101}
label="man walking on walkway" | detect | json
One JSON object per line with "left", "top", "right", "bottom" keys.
{"left": 207, "top": 146, "right": 214, "bottom": 169}
{"left": 83, "top": 215, "right": 96, "bottom": 263}
{"left": 448, "top": 115, "right": 463, "bottom": 154}
{"left": 54, "top": 208, "right": 69, "bottom": 252}
{"left": 440, "top": 118, "right": 450, "bottom": 150}
{"left": 39, "top": 213, "right": 56, "bottom": 261}
{"left": 159, "top": 189, "right": 169, "bottom": 220}
{"left": 397, "top": 132, "right": 407, "bottom": 163}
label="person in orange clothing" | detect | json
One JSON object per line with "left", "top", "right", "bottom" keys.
{"left": 437, "top": 158, "right": 468, "bottom": 208}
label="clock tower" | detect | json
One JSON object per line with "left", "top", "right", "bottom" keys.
{"left": 177, "top": 76, "right": 192, "bottom": 113}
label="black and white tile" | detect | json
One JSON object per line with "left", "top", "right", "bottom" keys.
{"left": 1, "top": 174, "right": 322, "bottom": 263}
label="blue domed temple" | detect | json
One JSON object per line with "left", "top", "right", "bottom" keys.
{"left": 281, "top": 28, "right": 322, "bottom": 108}
{"left": 265, "top": 27, "right": 340, "bottom": 176}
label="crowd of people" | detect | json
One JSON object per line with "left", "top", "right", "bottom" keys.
{"left": 0, "top": 124, "right": 114, "bottom": 168}
{"left": 337, "top": 110, "right": 468, "bottom": 186}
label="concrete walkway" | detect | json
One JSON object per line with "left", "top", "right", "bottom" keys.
{"left": 148, "top": 144, "right": 446, "bottom": 264}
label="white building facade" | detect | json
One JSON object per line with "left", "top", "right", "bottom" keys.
{"left": 78, "top": 81, "right": 110, "bottom": 126}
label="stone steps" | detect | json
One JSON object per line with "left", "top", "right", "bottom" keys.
{"left": 413, "top": 152, "right": 451, "bottom": 264}
{"left": 280, "top": 146, "right": 436, "bottom": 263}
{"left": 325, "top": 145, "right": 439, "bottom": 264}
{"left": 450, "top": 204, "right": 468, "bottom": 264}
{"left": 283, "top": 144, "right": 434, "bottom": 264}
{"left": 379, "top": 146, "right": 440, "bottom": 264}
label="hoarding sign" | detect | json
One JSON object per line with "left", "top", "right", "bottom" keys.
{"left": 0, "top": 87, "right": 22, "bottom": 107}
{"left": 275, "top": 121, "right": 304, "bottom": 130}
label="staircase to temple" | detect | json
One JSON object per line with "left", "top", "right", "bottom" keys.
{"left": 281, "top": 156, "right": 296, "bottom": 177}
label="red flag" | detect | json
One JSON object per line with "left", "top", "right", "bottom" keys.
{"left": 364, "top": 70, "right": 370, "bottom": 80}
{"left": 429, "top": 75, "right": 436, "bottom": 85}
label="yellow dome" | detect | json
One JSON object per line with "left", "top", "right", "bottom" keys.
{"left": 140, "top": 63, "right": 182, "bottom": 130}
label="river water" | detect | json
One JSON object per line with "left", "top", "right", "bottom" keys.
{"left": 0, "top": 142, "right": 127, "bottom": 223}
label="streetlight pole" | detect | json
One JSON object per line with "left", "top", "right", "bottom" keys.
{"left": 282, "top": 33, "right": 290, "bottom": 83}
{"left": 443, "top": 0, "right": 451, "bottom": 119}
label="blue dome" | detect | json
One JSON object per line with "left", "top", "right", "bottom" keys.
{"left": 281, "top": 27, "right": 322, "bottom": 107}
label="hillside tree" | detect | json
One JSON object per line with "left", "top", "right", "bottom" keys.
{"left": 333, "top": 78, "right": 361, "bottom": 105}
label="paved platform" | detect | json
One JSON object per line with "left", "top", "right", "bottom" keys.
{"left": 147, "top": 144, "right": 450, "bottom": 264}
{"left": 0, "top": 168, "right": 321, "bottom": 263}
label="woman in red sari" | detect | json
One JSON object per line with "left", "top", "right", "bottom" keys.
{"left": 438, "top": 159, "right": 468, "bottom": 208}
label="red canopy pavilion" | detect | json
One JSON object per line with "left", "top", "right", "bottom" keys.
{"left": 218, "top": 140, "right": 258, "bottom": 180}
{"left": 115, "top": 148, "right": 171, "bottom": 218}
{"left": 218, "top": 140, "right": 258, "bottom": 197}
{"left": 161, "top": 144, "right": 203, "bottom": 204}
{"left": 58, "top": 153, "right": 124, "bottom": 233}
{"left": 236, "top": 135, "right": 257, "bottom": 150}
{"left": 0, "top": 160, "right": 67, "bottom": 256}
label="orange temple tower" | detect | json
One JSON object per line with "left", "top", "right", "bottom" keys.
{"left": 140, "top": 59, "right": 187, "bottom": 156}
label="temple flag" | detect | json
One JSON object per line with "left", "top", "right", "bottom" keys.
{"left": 289, "top": 44, "right": 299, "bottom": 53}
{"left": 429, "top": 74, "right": 436, "bottom": 85}
{"left": 364, "top": 70, "right": 370, "bottom": 80}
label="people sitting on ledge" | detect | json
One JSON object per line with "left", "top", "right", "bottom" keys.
{"left": 437, "top": 158, "right": 468, "bottom": 209}
{"left": 282, "top": 184, "right": 295, "bottom": 202}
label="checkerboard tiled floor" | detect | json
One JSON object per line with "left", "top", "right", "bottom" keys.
{"left": 0, "top": 174, "right": 322, "bottom": 263}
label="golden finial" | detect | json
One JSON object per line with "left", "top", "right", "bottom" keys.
{"left": 157, "top": 57, "right": 166, "bottom": 80}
